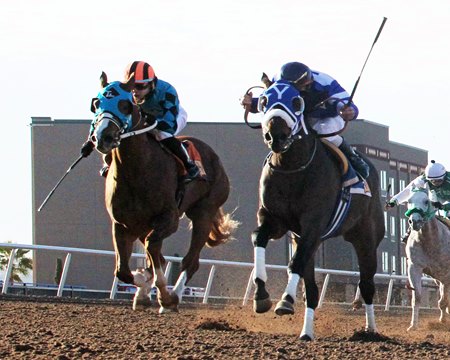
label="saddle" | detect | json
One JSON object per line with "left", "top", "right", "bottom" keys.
{"left": 436, "top": 215, "right": 450, "bottom": 230}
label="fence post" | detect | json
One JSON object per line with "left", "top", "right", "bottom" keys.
{"left": 318, "top": 274, "right": 330, "bottom": 308}
{"left": 385, "top": 278, "right": 394, "bottom": 311}
{"left": 2, "top": 248, "right": 17, "bottom": 294}
{"left": 110, "top": 277, "right": 119, "bottom": 300}
{"left": 202, "top": 265, "right": 216, "bottom": 304}
{"left": 242, "top": 269, "right": 254, "bottom": 306}
{"left": 57, "top": 253, "right": 72, "bottom": 297}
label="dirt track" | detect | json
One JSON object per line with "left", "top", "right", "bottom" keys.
{"left": 1, "top": 295, "right": 449, "bottom": 359}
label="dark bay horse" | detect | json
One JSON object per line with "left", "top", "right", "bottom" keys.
{"left": 90, "top": 72, "right": 238, "bottom": 312}
{"left": 251, "top": 79, "right": 385, "bottom": 340}
{"left": 404, "top": 188, "right": 450, "bottom": 330}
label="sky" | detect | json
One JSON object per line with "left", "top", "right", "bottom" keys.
{"left": 1, "top": 0, "right": 449, "bottom": 247}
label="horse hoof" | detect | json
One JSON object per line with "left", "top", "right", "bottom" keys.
{"left": 352, "top": 299, "right": 363, "bottom": 310}
{"left": 132, "top": 297, "right": 152, "bottom": 311}
{"left": 275, "top": 299, "right": 295, "bottom": 316}
{"left": 158, "top": 306, "right": 179, "bottom": 314}
{"left": 253, "top": 298, "right": 272, "bottom": 313}
{"left": 299, "top": 334, "right": 313, "bottom": 341}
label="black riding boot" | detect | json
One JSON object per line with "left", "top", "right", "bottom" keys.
{"left": 338, "top": 139, "right": 370, "bottom": 179}
{"left": 160, "top": 137, "right": 200, "bottom": 182}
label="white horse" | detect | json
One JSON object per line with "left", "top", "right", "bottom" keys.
{"left": 405, "top": 187, "right": 450, "bottom": 331}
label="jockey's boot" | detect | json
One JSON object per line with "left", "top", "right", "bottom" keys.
{"left": 338, "top": 139, "right": 370, "bottom": 179}
{"left": 160, "top": 137, "right": 201, "bottom": 183}
{"left": 401, "top": 227, "right": 411, "bottom": 244}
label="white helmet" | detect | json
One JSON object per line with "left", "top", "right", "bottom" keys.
{"left": 425, "top": 160, "right": 446, "bottom": 180}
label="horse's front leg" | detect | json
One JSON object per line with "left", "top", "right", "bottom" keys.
{"left": 408, "top": 263, "right": 423, "bottom": 331}
{"left": 112, "top": 223, "right": 135, "bottom": 284}
{"left": 145, "top": 212, "right": 180, "bottom": 313}
{"left": 251, "top": 219, "right": 279, "bottom": 313}
{"left": 276, "top": 235, "right": 321, "bottom": 341}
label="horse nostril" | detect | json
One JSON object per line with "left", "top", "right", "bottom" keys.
{"left": 264, "top": 133, "right": 272, "bottom": 143}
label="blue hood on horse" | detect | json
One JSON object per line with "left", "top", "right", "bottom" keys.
{"left": 259, "top": 80, "right": 307, "bottom": 135}
{"left": 92, "top": 81, "right": 134, "bottom": 133}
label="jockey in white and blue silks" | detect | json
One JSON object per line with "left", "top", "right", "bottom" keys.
{"left": 242, "top": 61, "right": 369, "bottom": 179}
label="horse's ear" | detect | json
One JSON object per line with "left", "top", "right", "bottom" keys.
{"left": 100, "top": 71, "right": 108, "bottom": 88}
{"left": 122, "top": 72, "right": 135, "bottom": 92}
{"left": 261, "top": 72, "right": 273, "bottom": 89}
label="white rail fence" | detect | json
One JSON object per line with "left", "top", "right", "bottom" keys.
{"left": 0, "top": 242, "right": 437, "bottom": 310}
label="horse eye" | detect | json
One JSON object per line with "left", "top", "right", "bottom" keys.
{"left": 259, "top": 96, "right": 268, "bottom": 112}
{"left": 118, "top": 100, "right": 133, "bottom": 115}
{"left": 292, "top": 97, "right": 303, "bottom": 113}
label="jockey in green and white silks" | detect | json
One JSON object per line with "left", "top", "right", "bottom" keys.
{"left": 387, "top": 160, "right": 450, "bottom": 216}
{"left": 386, "top": 160, "right": 450, "bottom": 243}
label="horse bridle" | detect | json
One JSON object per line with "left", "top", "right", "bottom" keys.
{"left": 266, "top": 137, "right": 317, "bottom": 174}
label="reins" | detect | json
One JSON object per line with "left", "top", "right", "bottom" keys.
{"left": 120, "top": 121, "right": 157, "bottom": 139}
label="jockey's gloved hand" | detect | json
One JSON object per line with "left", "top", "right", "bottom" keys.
{"left": 140, "top": 110, "right": 156, "bottom": 126}
{"left": 80, "top": 140, "right": 95, "bottom": 158}
{"left": 385, "top": 199, "right": 397, "bottom": 210}
{"left": 432, "top": 201, "right": 444, "bottom": 210}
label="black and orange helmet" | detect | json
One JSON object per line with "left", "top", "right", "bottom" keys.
{"left": 124, "top": 61, "right": 156, "bottom": 83}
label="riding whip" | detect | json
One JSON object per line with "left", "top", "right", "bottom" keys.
{"left": 37, "top": 155, "right": 84, "bottom": 212}
{"left": 347, "top": 17, "right": 388, "bottom": 105}
{"left": 318, "top": 16, "right": 388, "bottom": 138}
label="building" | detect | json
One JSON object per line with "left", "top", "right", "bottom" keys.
{"left": 30, "top": 117, "right": 427, "bottom": 297}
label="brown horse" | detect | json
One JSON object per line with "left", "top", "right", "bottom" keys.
{"left": 89, "top": 72, "right": 238, "bottom": 312}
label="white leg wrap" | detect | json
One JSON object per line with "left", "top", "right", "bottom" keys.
{"left": 283, "top": 272, "right": 300, "bottom": 301}
{"left": 172, "top": 270, "right": 187, "bottom": 301}
{"left": 132, "top": 268, "right": 152, "bottom": 287}
{"left": 300, "top": 307, "right": 315, "bottom": 340}
{"left": 365, "top": 304, "right": 378, "bottom": 332}
{"left": 253, "top": 247, "right": 267, "bottom": 283}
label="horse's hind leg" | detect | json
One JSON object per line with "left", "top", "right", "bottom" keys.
{"left": 171, "top": 213, "right": 212, "bottom": 302}
{"left": 350, "top": 237, "right": 378, "bottom": 333}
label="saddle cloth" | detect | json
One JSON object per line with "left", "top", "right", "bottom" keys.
{"left": 319, "top": 139, "right": 372, "bottom": 239}
{"left": 178, "top": 140, "right": 206, "bottom": 177}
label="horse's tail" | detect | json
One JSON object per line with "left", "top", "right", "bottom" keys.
{"left": 206, "top": 207, "right": 240, "bottom": 247}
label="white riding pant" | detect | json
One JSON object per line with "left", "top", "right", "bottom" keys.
{"left": 155, "top": 106, "right": 188, "bottom": 140}
{"left": 309, "top": 115, "right": 344, "bottom": 146}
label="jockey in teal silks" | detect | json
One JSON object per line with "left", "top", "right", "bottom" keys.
{"left": 240, "top": 61, "right": 370, "bottom": 179}
{"left": 81, "top": 61, "right": 200, "bottom": 182}
{"left": 386, "top": 160, "right": 450, "bottom": 243}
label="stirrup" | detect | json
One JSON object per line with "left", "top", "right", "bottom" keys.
{"left": 184, "top": 164, "right": 200, "bottom": 183}
{"left": 99, "top": 165, "right": 109, "bottom": 178}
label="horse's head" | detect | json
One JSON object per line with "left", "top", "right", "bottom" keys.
{"left": 405, "top": 188, "right": 437, "bottom": 231}
{"left": 258, "top": 80, "right": 305, "bottom": 153}
{"left": 90, "top": 72, "right": 137, "bottom": 154}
